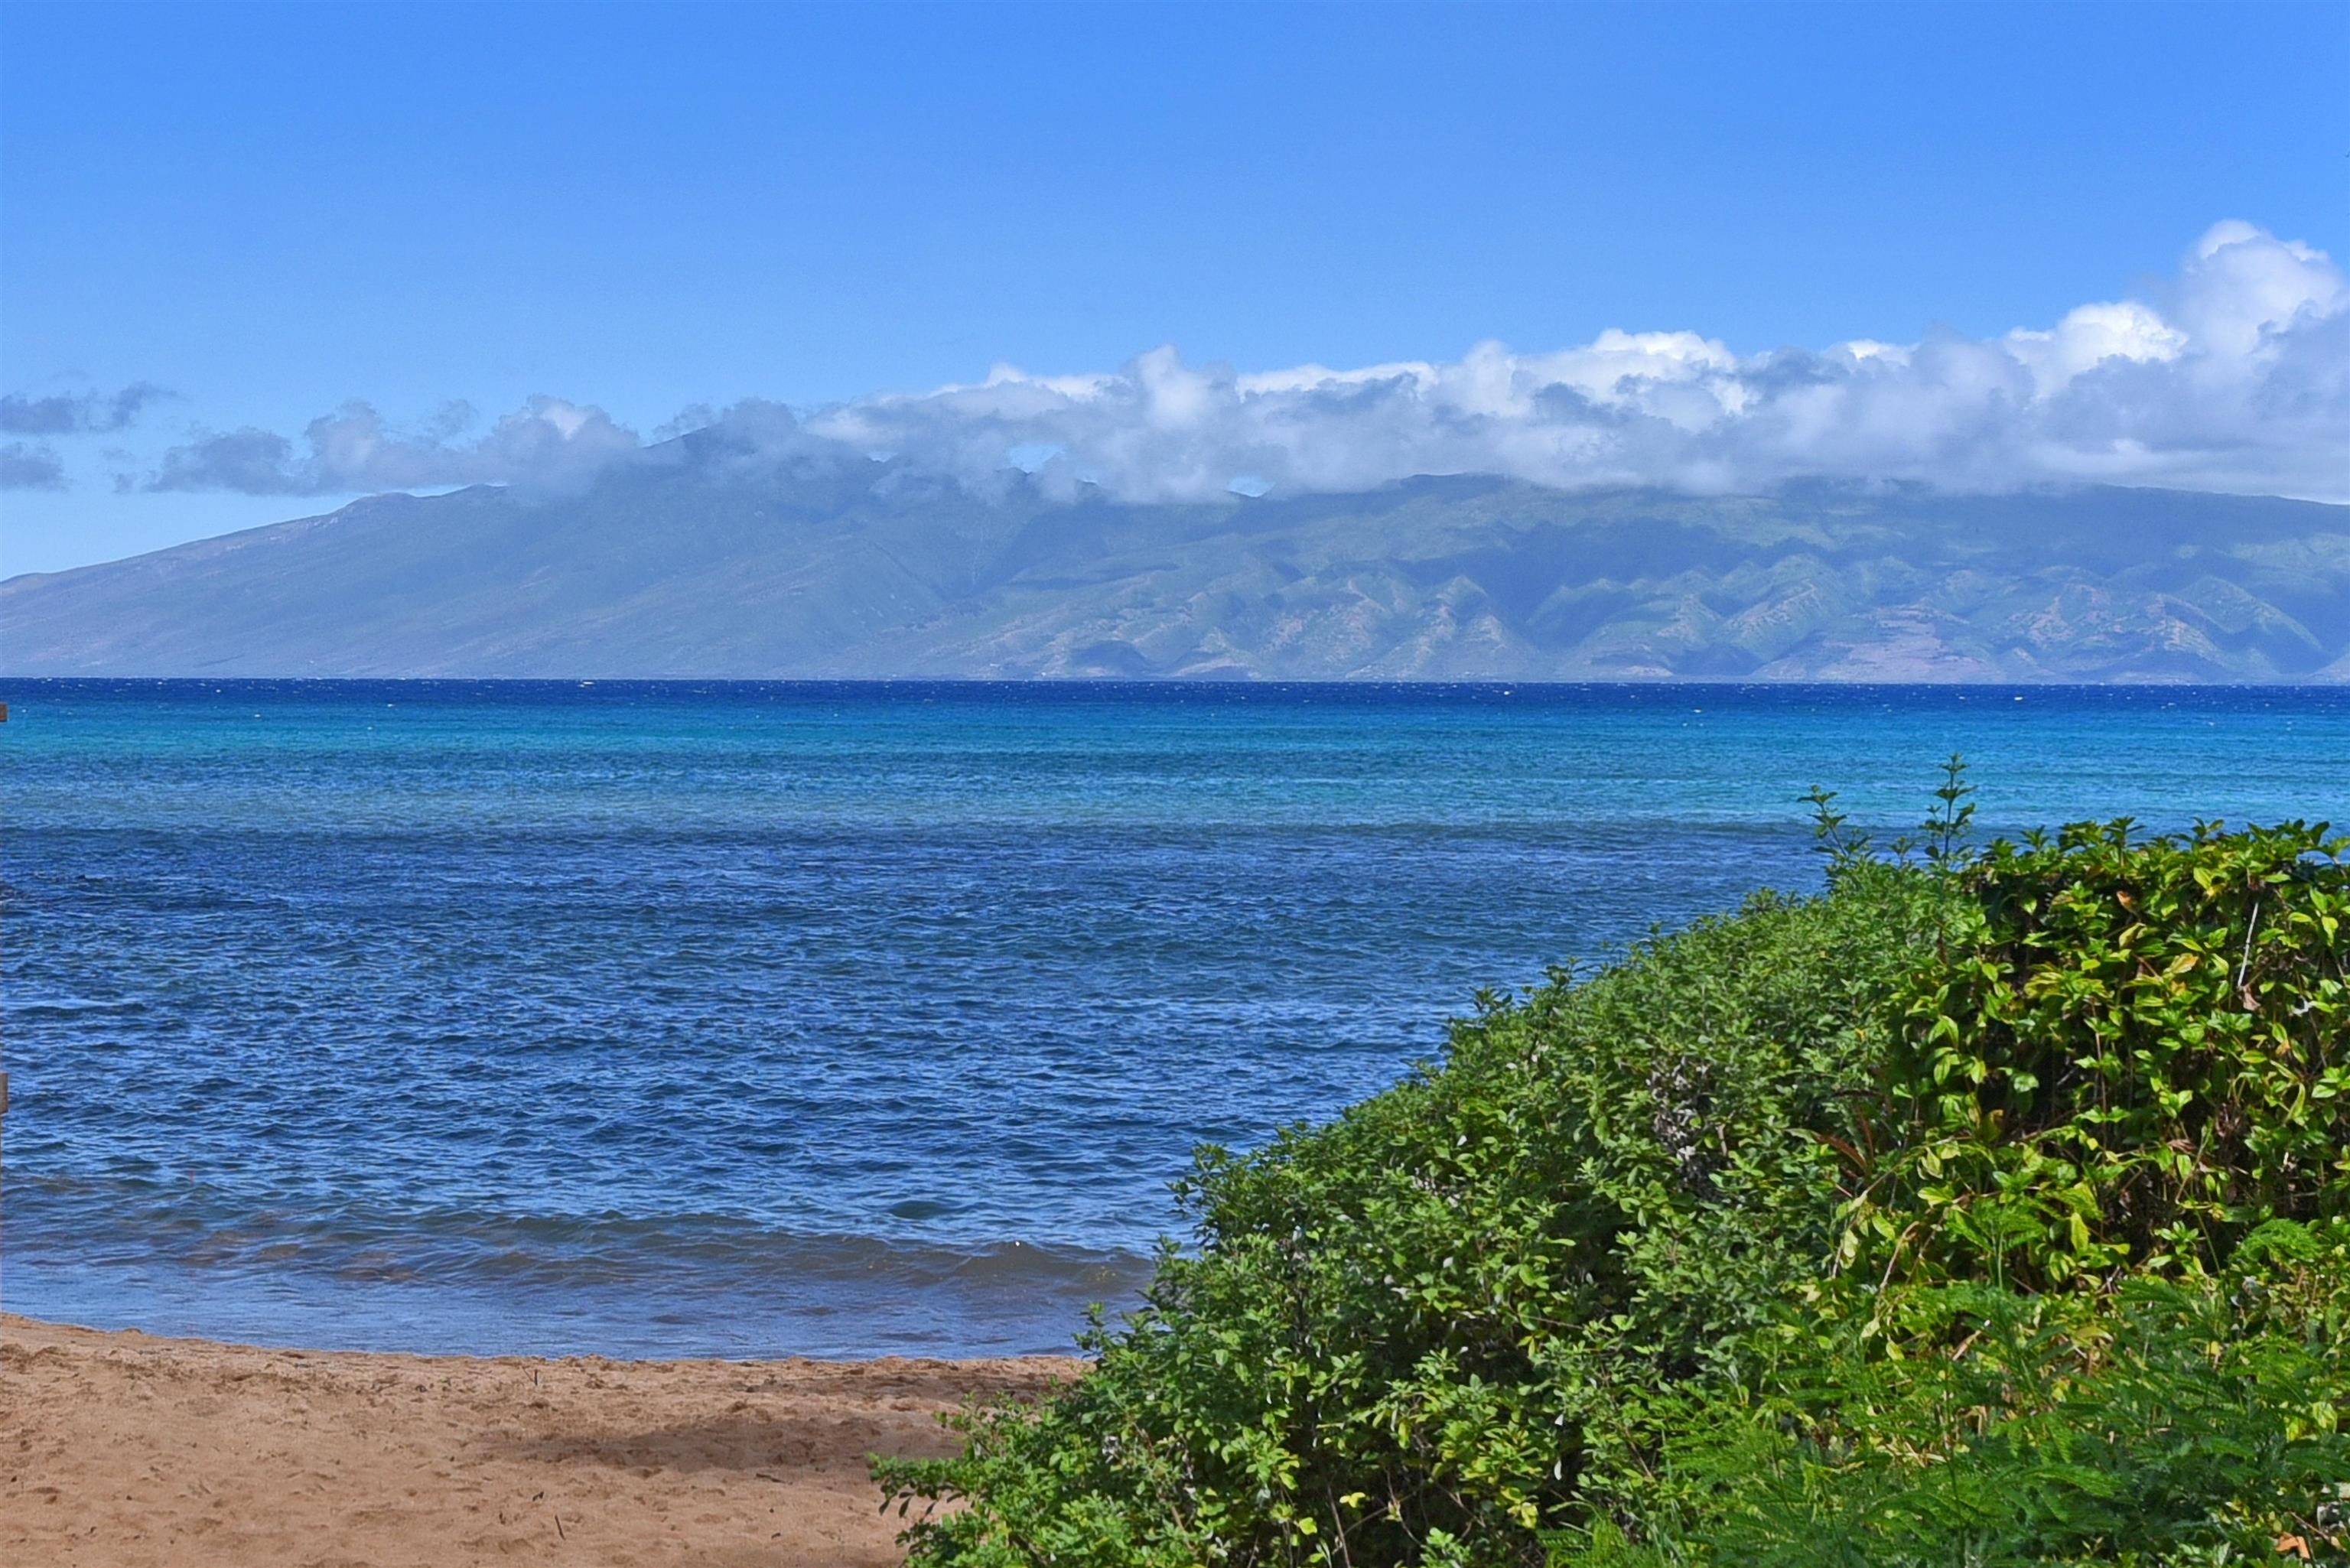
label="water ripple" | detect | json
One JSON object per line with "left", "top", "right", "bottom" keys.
{"left": 3, "top": 679, "right": 2343, "bottom": 1355}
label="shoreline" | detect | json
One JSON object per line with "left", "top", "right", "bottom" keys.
{"left": 1, "top": 1313, "right": 1082, "bottom": 1566}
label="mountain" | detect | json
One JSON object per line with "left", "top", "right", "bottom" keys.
{"left": 5, "top": 447, "right": 2346, "bottom": 680}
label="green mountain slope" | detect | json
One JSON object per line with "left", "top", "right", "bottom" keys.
{"left": 5, "top": 457, "right": 2344, "bottom": 679}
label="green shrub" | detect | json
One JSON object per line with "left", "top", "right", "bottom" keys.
{"left": 878, "top": 786, "right": 2349, "bottom": 1567}
{"left": 1833, "top": 815, "right": 2349, "bottom": 1297}
{"left": 1567, "top": 1226, "right": 2350, "bottom": 1567}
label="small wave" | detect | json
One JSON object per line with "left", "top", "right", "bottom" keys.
{"left": 8, "top": 995, "right": 153, "bottom": 1021}
{"left": 3, "top": 1203, "right": 1157, "bottom": 1358}
{"left": 5, "top": 1194, "right": 1155, "bottom": 1301}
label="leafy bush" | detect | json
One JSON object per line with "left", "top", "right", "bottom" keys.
{"left": 1838, "top": 815, "right": 2350, "bottom": 1296}
{"left": 879, "top": 782, "right": 2349, "bottom": 1566}
{"left": 1570, "top": 1227, "right": 2350, "bottom": 1567}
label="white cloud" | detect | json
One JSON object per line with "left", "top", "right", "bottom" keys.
{"left": 2003, "top": 301, "right": 2186, "bottom": 393}
{"left": 0, "top": 441, "right": 70, "bottom": 490}
{"left": 0, "top": 382, "right": 171, "bottom": 437}
{"left": 2173, "top": 219, "right": 2345, "bottom": 358}
{"left": 145, "top": 220, "right": 2350, "bottom": 504}
{"left": 805, "top": 220, "right": 2346, "bottom": 503}
{"left": 146, "top": 396, "right": 642, "bottom": 496}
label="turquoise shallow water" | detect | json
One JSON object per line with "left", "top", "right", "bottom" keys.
{"left": 2, "top": 680, "right": 2345, "bottom": 1356}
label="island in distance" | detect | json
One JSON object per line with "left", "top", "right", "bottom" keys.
{"left": 5, "top": 437, "right": 2345, "bottom": 682}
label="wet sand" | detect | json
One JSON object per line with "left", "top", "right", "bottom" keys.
{"left": 0, "top": 1313, "right": 1081, "bottom": 1566}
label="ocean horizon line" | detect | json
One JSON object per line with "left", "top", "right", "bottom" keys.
{"left": 8, "top": 675, "right": 2347, "bottom": 695}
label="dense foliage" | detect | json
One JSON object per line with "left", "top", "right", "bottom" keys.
{"left": 1579, "top": 1235, "right": 2347, "bottom": 1566}
{"left": 879, "top": 778, "right": 2348, "bottom": 1566}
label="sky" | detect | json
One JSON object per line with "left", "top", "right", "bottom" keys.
{"left": 2, "top": 1, "right": 2346, "bottom": 577}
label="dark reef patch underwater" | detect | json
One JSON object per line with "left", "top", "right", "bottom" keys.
{"left": 881, "top": 779, "right": 2350, "bottom": 1566}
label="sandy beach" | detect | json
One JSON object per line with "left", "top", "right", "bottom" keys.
{"left": 0, "top": 1313, "right": 1081, "bottom": 1566}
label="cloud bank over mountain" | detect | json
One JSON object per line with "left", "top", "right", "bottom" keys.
{"left": 144, "top": 396, "right": 641, "bottom": 496}
{"left": 116, "top": 220, "right": 2350, "bottom": 504}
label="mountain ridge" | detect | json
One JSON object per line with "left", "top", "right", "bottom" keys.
{"left": 5, "top": 461, "right": 2346, "bottom": 681}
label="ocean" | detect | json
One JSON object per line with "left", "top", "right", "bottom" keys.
{"left": 2, "top": 680, "right": 2344, "bottom": 1358}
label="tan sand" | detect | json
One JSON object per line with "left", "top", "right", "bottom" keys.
{"left": 0, "top": 1313, "right": 1082, "bottom": 1567}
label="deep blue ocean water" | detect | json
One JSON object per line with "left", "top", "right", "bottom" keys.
{"left": 2, "top": 681, "right": 2345, "bottom": 1358}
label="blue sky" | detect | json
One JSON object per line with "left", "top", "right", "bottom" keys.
{"left": 3, "top": 0, "right": 2346, "bottom": 575}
